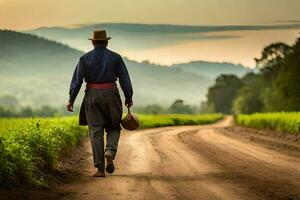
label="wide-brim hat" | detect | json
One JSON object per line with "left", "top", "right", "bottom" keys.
{"left": 89, "top": 30, "right": 111, "bottom": 41}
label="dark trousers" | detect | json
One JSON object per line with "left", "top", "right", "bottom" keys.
{"left": 88, "top": 126, "right": 120, "bottom": 170}
{"left": 84, "top": 87, "right": 123, "bottom": 170}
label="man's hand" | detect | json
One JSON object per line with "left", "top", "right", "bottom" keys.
{"left": 125, "top": 101, "right": 133, "bottom": 108}
{"left": 66, "top": 102, "right": 74, "bottom": 112}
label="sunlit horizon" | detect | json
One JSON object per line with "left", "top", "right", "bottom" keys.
{"left": 1, "top": 0, "right": 300, "bottom": 30}
{"left": 121, "top": 29, "right": 300, "bottom": 68}
{"left": 1, "top": 0, "right": 299, "bottom": 67}
{"left": 30, "top": 23, "right": 299, "bottom": 68}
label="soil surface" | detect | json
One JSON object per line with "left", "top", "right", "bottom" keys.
{"left": 2, "top": 116, "right": 300, "bottom": 200}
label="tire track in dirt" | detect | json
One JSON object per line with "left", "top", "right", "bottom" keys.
{"left": 64, "top": 117, "right": 300, "bottom": 200}
{"left": 177, "top": 119, "right": 300, "bottom": 200}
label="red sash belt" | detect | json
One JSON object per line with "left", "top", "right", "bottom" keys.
{"left": 86, "top": 82, "right": 116, "bottom": 89}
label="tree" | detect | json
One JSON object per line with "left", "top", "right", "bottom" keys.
{"left": 207, "top": 75, "right": 243, "bottom": 114}
{"left": 269, "top": 37, "right": 300, "bottom": 111}
{"left": 233, "top": 73, "right": 263, "bottom": 114}
{"left": 20, "top": 106, "right": 34, "bottom": 117}
{"left": 255, "top": 42, "right": 292, "bottom": 68}
{"left": 0, "top": 95, "right": 20, "bottom": 111}
{"left": 169, "top": 99, "right": 196, "bottom": 114}
{"left": 134, "top": 104, "right": 165, "bottom": 115}
{"left": 200, "top": 101, "right": 215, "bottom": 113}
{"left": 0, "top": 106, "right": 14, "bottom": 117}
{"left": 205, "top": 37, "right": 300, "bottom": 114}
{"left": 255, "top": 43, "right": 292, "bottom": 88}
{"left": 35, "top": 105, "right": 59, "bottom": 117}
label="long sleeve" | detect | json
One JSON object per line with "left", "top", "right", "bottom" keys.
{"left": 117, "top": 58, "right": 133, "bottom": 104}
{"left": 69, "top": 58, "right": 85, "bottom": 103}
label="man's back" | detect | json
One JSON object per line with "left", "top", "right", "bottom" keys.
{"left": 69, "top": 45, "right": 133, "bottom": 105}
{"left": 82, "top": 45, "right": 122, "bottom": 84}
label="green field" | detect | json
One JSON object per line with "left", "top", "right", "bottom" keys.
{"left": 236, "top": 112, "right": 300, "bottom": 134}
{"left": 139, "top": 114, "right": 223, "bottom": 128}
{"left": 0, "top": 114, "right": 222, "bottom": 186}
{"left": 0, "top": 117, "right": 87, "bottom": 186}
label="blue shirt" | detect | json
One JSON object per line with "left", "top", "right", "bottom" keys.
{"left": 69, "top": 45, "right": 133, "bottom": 104}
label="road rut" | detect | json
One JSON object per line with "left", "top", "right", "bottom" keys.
{"left": 63, "top": 117, "right": 300, "bottom": 200}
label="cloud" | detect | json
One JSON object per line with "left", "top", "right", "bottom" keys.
{"left": 1, "top": 0, "right": 300, "bottom": 30}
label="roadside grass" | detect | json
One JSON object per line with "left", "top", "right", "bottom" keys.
{"left": 236, "top": 112, "right": 300, "bottom": 134}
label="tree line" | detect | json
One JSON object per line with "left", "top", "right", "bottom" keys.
{"left": 0, "top": 98, "right": 198, "bottom": 118}
{"left": 203, "top": 36, "right": 300, "bottom": 114}
{"left": 133, "top": 99, "right": 199, "bottom": 114}
{"left": 0, "top": 105, "right": 72, "bottom": 118}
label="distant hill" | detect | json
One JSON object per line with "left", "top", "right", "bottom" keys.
{"left": 121, "top": 60, "right": 212, "bottom": 106}
{"left": 0, "top": 30, "right": 213, "bottom": 108}
{"left": 0, "top": 30, "right": 83, "bottom": 75}
{"left": 26, "top": 23, "right": 254, "bottom": 80}
{"left": 173, "top": 61, "right": 250, "bottom": 79}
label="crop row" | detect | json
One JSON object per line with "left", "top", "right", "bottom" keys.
{"left": 139, "top": 114, "right": 223, "bottom": 128}
{"left": 236, "top": 112, "right": 300, "bottom": 134}
{"left": 0, "top": 117, "right": 87, "bottom": 186}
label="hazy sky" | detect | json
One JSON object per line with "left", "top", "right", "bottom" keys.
{"left": 0, "top": 0, "right": 300, "bottom": 30}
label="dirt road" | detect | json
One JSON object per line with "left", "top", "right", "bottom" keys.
{"left": 62, "top": 117, "right": 300, "bottom": 200}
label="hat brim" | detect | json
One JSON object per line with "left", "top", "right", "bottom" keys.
{"left": 88, "top": 37, "right": 111, "bottom": 41}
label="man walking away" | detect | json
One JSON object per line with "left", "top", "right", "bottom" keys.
{"left": 66, "top": 30, "right": 133, "bottom": 177}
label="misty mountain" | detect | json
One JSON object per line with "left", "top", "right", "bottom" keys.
{"left": 0, "top": 30, "right": 82, "bottom": 75}
{"left": 26, "top": 23, "right": 252, "bottom": 80}
{"left": 0, "top": 30, "right": 213, "bottom": 108}
{"left": 173, "top": 61, "right": 250, "bottom": 79}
